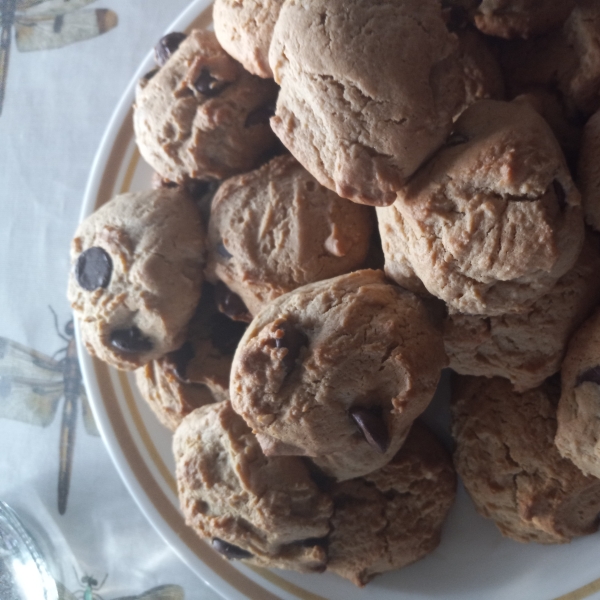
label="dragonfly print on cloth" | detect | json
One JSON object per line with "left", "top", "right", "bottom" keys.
{"left": 0, "top": 0, "right": 118, "bottom": 115}
{"left": 56, "top": 577, "right": 185, "bottom": 600}
{"left": 0, "top": 309, "right": 100, "bottom": 515}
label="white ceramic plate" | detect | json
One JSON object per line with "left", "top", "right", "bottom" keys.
{"left": 78, "top": 2, "right": 600, "bottom": 599}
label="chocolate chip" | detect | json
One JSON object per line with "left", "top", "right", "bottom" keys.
{"left": 154, "top": 32, "right": 187, "bottom": 66}
{"left": 75, "top": 247, "right": 113, "bottom": 291}
{"left": 167, "top": 341, "right": 195, "bottom": 381}
{"left": 446, "top": 132, "right": 469, "bottom": 147}
{"left": 245, "top": 101, "right": 276, "bottom": 128}
{"left": 109, "top": 327, "right": 153, "bottom": 354}
{"left": 215, "top": 281, "right": 252, "bottom": 323}
{"left": 194, "top": 68, "right": 228, "bottom": 97}
{"left": 211, "top": 538, "right": 252, "bottom": 560}
{"left": 274, "top": 320, "right": 308, "bottom": 372}
{"left": 553, "top": 179, "right": 567, "bottom": 211}
{"left": 216, "top": 241, "right": 233, "bottom": 259}
{"left": 141, "top": 68, "right": 159, "bottom": 83}
{"left": 210, "top": 313, "right": 247, "bottom": 355}
{"left": 350, "top": 407, "right": 389, "bottom": 454}
{"left": 576, "top": 365, "right": 600, "bottom": 387}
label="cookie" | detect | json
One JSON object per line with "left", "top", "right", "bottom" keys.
{"left": 472, "top": 0, "right": 575, "bottom": 39}
{"left": 577, "top": 108, "right": 600, "bottom": 232}
{"left": 67, "top": 188, "right": 205, "bottom": 370}
{"left": 268, "top": 0, "right": 465, "bottom": 206}
{"left": 230, "top": 269, "right": 447, "bottom": 481}
{"left": 501, "top": 1, "right": 600, "bottom": 118}
{"left": 513, "top": 89, "right": 583, "bottom": 167}
{"left": 452, "top": 375, "right": 600, "bottom": 543}
{"left": 377, "top": 99, "right": 584, "bottom": 316}
{"left": 134, "top": 283, "right": 246, "bottom": 431}
{"left": 173, "top": 401, "right": 332, "bottom": 572}
{"left": 327, "top": 423, "right": 456, "bottom": 587}
{"left": 445, "top": 233, "right": 600, "bottom": 392}
{"left": 205, "top": 154, "right": 373, "bottom": 316}
{"left": 213, "top": 0, "right": 284, "bottom": 79}
{"left": 555, "top": 307, "right": 600, "bottom": 479}
{"left": 134, "top": 30, "right": 279, "bottom": 184}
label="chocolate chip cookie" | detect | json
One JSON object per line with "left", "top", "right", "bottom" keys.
{"left": 445, "top": 233, "right": 600, "bottom": 391}
{"left": 205, "top": 154, "right": 373, "bottom": 316}
{"left": 327, "top": 423, "right": 456, "bottom": 587}
{"left": 174, "top": 401, "right": 332, "bottom": 572}
{"left": 268, "top": 0, "right": 465, "bottom": 206}
{"left": 452, "top": 375, "right": 600, "bottom": 543}
{"left": 134, "top": 29, "right": 279, "bottom": 184}
{"left": 67, "top": 188, "right": 205, "bottom": 370}
{"left": 378, "top": 99, "right": 584, "bottom": 316}
{"left": 134, "top": 283, "right": 246, "bottom": 430}
{"left": 213, "top": 0, "right": 284, "bottom": 79}
{"left": 230, "top": 269, "right": 447, "bottom": 481}
{"left": 555, "top": 307, "right": 600, "bottom": 479}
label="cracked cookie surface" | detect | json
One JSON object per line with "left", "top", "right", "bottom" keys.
{"left": 445, "top": 233, "right": 600, "bottom": 391}
{"left": 327, "top": 423, "right": 456, "bottom": 586}
{"left": 205, "top": 154, "right": 373, "bottom": 316}
{"left": 377, "top": 99, "right": 584, "bottom": 316}
{"left": 230, "top": 269, "right": 447, "bottom": 481}
{"left": 68, "top": 188, "right": 205, "bottom": 370}
{"left": 452, "top": 375, "right": 600, "bottom": 543}
{"left": 134, "top": 29, "right": 279, "bottom": 184}
{"left": 173, "top": 401, "right": 332, "bottom": 572}
{"left": 268, "top": 0, "right": 465, "bottom": 206}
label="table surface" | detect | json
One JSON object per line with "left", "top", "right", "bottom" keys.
{"left": 0, "top": 1, "right": 222, "bottom": 598}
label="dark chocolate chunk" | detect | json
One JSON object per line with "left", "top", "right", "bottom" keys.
{"left": 109, "top": 327, "right": 153, "bottom": 354}
{"left": 245, "top": 101, "right": 276, "bottom": 128}
{"left": 350, "top": 407, "right": 389, "bottom": 454}
{"left": 141, "top": 68, "right": 159, "bottom": 83}
{"left": 216, "top": 241, "right": 233, "bottom": 259}
{"left": 553, "top": 179, "right": 567, "bottom": 211}
{"left": 211, "top": 538, "right": 253, "bottom": 560}
{"left": 576, "top": 365, "right": 600, "bottom": 387}
{"left": 75, "top": 247, "right": 113, "bottom": 291}
{"left": 274, "top": 320, "right": 308, "bottom": 372}
{"left": 215, "top": 281, "right": 252, "bottom": 323}
{"left": 167, "top": 341, "right": 195, "bottom": 381}
{"left": 446, "top": 132, "right": 469, "bottom": 147}
{"left": 154, "top": 32, "right": 187, "bottom": 66}
{"left": 194, "top": 68, "right": 228, "bottom": 97}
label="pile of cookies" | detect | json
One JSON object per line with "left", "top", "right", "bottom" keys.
{"left": 68, "top": 0, "right": 600, "bottom": 588}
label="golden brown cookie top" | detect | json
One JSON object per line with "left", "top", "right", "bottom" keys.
{"left": 173, "top": 401, "right": 332, "bottom": 572}
{"left": 213, "top": 0, "right": 285, "bottom": 78}
{"left": 134, "top": 29, "right": 279, "bottom": 183}
{"left": 452, "top": 375, "right": 600, "bottom": 543}
{"left": 268, "top": 0, "right": 465, "bottom": 206}
{"left": 230, "top": 269, "right": 447, "bottom": 481}
{"left": 67, "top": 188, "right": 205, "bottom": 369}
{"left": 378, "top": 99, "right": 584, "bottom": 316}
{"left": 205, "top": 154, "right": 373, "bottom": 315}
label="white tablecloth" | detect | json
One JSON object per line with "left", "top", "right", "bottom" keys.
{"left": 0, "top": 1, "right": 223, "bottom": 598}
